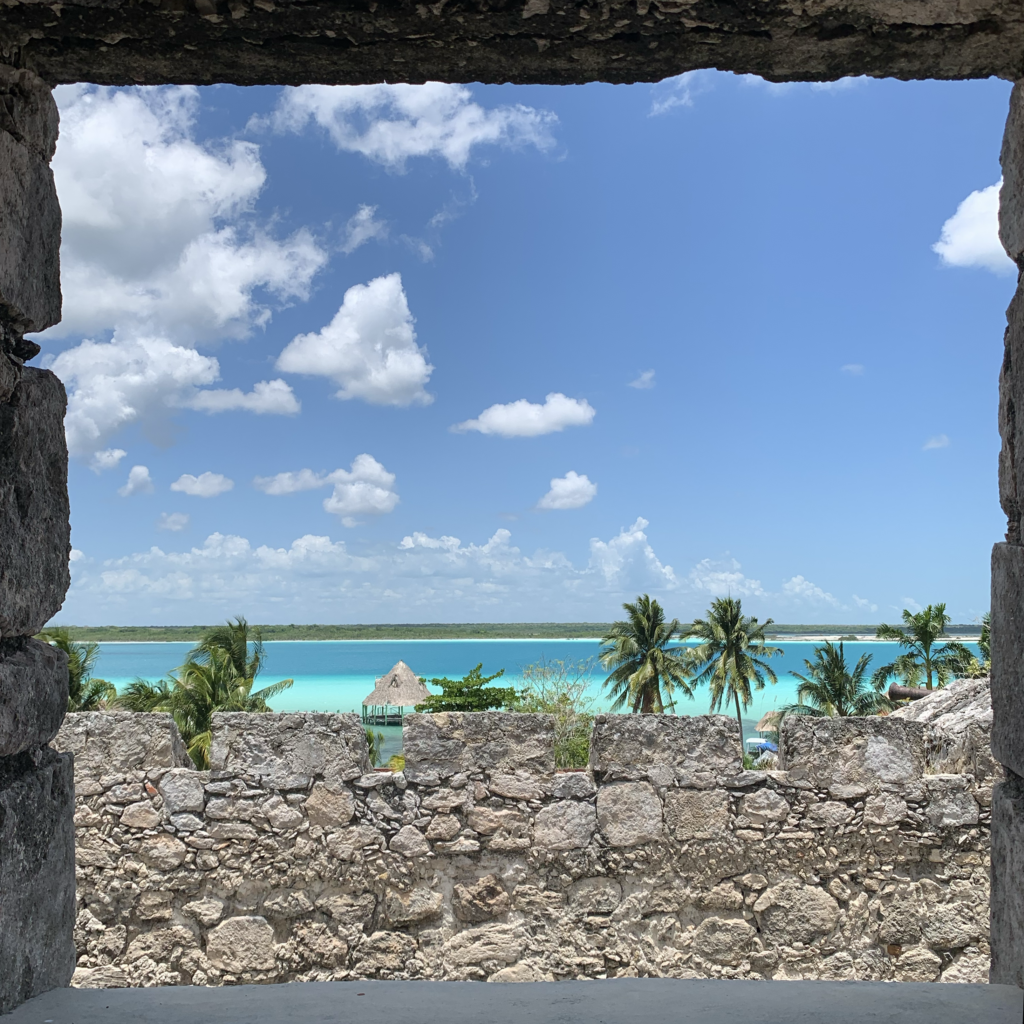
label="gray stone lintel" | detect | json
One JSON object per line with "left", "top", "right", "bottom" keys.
{"left": 3, "top": 1, "right": 1024, "bottom": 88}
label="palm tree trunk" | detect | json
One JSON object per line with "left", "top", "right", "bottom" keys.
{"left": 925, "top": 655, "right": 933, "bottom": 690}
{"left": 733, "top": 690, "right": 746, "bottom": 759}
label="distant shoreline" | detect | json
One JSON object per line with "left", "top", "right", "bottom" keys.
{"left": 45, "top": 623, "right": 984, "bottom": 643}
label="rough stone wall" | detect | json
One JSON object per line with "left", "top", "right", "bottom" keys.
{"left": 4, "top": 0, "right": 1024, "bottom": 89}
{"left": 59, "top": 696, "right": 993, "bottom": 990}
{"left": 993, "top": 80, "right": 1024, "bottom": 989}
{"left": 0, "top": 61, "right": 75, "bottom": 1015}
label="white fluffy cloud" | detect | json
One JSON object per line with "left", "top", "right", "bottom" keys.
{"left": 118, "top": 465, "right": 154, "bottom": 497}
{"left": 537, "top": 471, "right": 597, "bottom": 510}
{"left": 342, "top": 205, "right": 388, "bottom": 254}
{"left": 171, "top": 472, "right": 234, "bottom": 498}
{"left": 781, "top": 574, "right": 839, "bottom": 607}
{"left": 254, "top": 455, "right": 399, "bottom": 527}
{"left": 589, "top": 518, "right": 677, "bottom": 590}
{"left": 90, "top": 448, "right": 126, "bottom": 473}
{"left": 933, "top": 181, "right": 1015, "bottom": 274}
{"left": 268, "top": 83, "right": 557, "bottom": 171}
{"left": 687, "top": 557, "right": 767, "bottom": 598}
{"left": 46, "top": 85, "right": 327, "bottom": 344}
{"left": 157, "top": 512, "right": 189, "bottom": 532}
{"left": 454, "top": 393, "right": 595, "bottom": 437}
{"left": 50, "top": 336, "right": 301, "bottom": 457}
{"left": 277, "top": 274, "right": 433, "bottom": 407}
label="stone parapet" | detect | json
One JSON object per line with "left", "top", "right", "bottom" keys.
{"left": 56, "top": 713, "right": 192, "bottom": 777}
{"left": 0, "top": 748, "right": 76, "bottom": 1013}
{"left": 0, "top": 636, "right": 67, "bottom": 757}
{"left": 58, "top": 697, "right": 993, "bottom": 988}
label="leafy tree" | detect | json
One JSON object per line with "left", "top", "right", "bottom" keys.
{"left": 780, "top": 641, "right": 890, "bottom": 719}
{"left": 952, "top": 613, "right": 991, "bottom": 679}
{"left": 38, "top": 627, "right": 116, "bottom": 711}
{"left": 415, "top": 664, "right": 516, "bottom": 712}
{"left": 686, "top": 596, "right": 783, "bottom": 757}
{"left": 112, "top": 617, "right": 292, "bottom": 768}
{"left": 508, "top": 657, "right": 596, "bottom": 768}
{"left": 872, "top": 603, "right": 973, "bottom": 691}
{"left": 599, "top": 595, "right": 692, "bottom": 714}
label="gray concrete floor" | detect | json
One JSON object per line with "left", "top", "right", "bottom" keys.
{"left": 5, "top": 980, "right": 1022, "bottom": 1024}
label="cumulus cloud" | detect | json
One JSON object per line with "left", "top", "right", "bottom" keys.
{"left": 45, "top": 85, "right": 327, "bottom": 344}
{"left": 933, "top": 181, "right": 1015, "bottom": 274}
{"left": 628, "top": 370, "right": 656, "bottom": 390}
{"left": 277, "top": 273, "right": 433, "bottom": 407}
{"left": 923, "top": 434, "right": 950, "bottom": 450}
{"left": 650, "top": 71, "right": 716, "bottom": 116}
{"left": 50, "top": 336, "right": 299, "bottom": 457}
{"left": 537, "top": 471, "right": 597, "bottom": 510}
{"left": 588, "top": 518, "right": 677, "bottom": 589}
{"left": 157, "top": 512, "right": 189, "bottom": 532}
{"left": 267, "top": 83, "right": 557, "bottom": 171}
{"left": 687, "top": 557, "right": 766, "bottom": 598}
{"left": 90, "top": 448, "right": 126, "bottom": 472}
{"left": 341, "top": 205, "right": 388, "bottom": 254}
{"left": 454, "top": 392, "right": 595, "bottom": 438}
{"left": 255, "top": 455, "right": 399, "bottom": 527}
{"left": 118, "top": 465, "right": 154, "bottom": 497}
{"left": 841, "top": 364, "right": 864, "bottom": 376}
{"left": 852, "top": 594, "right": 878, "bottom": 613}
{"left": 781, "top": 574, "right": 839, "bottom": 606}
{"left": 171, "top": 472, "right": 234, "bottom": 498}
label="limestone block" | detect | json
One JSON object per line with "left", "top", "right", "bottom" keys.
{"left": 206, "top": 916, "right": 276, "bottom": 973}
{"left": 779, "top": 716, "right": 927, "bottom": 797}
{"left": 182, "top": 897, "right": 224, "bottom": 927}
{"left": 0, "top": 367, "right": 70, "bottom": 636}
{"left": 692, "top": 917, "right": 756, "bottom": 967}
{"left": 0, "top": 748, "right": 75, "bottom": 1015}
{"left": 452, "top": 875, "right": 511, "bottom": 922}
{"left": 568, "top": 877, "right": 621, "bottom": 914}
{"left": 808, "top": 800, "right": 856, "bottom": 828}
{"left": 992, "top": 542, "right": 1024, "bottom": 778}
{"left": 55, "top": 712, "right": 191, "bottom": 775}
{"left": 753, "top": 880, "right": 840, "bottom": 946}
{"left": 137, "top": 834, "right": 187, "bottom": 871}
{"left": 589, "top": 713, "right": 740, "bottom": 783}
{"left": 209, "top": 712, "right": 370, "bottom": 784}
{"left": 991, "top": 769, "right": 1024, "bottom": 986}
{"left": 1001, "top": 83, "right": 1024, "bottom": 267}
{"left": 893, "top": 946, "right": 942, "bottom": 982}
{"left": 0, "top": 635, "right": 67, "bottom": 756}
{"left": 389, "top": 824, "right": 430, "bottom": 858}
{"left": 442, "top": 923, "right": 525, "bottom": 968}
{"left": 923, "top": 775, "right": 980, "bottom": 829}
{"left": 741, "top": 788, "right": 790, "bottom": 824}
{"left": 863, "top": 792, "right": 908, "bottom": 825}
{"left": 403, "top": 712, "right": 554, "bottom": 784}
{"left": 596, "top": 781, "right": 663, "bottom": 846}
{"left": 0, "top": 66, "right": 61, "bottom": 333}
{"left": 385, "top": 888, "right": 443, "bottom": 927}
{"left": 533, "top": 799, "right": 597, "bottom": 851}
{"left": 157, "top": 768, "right": 205, "bottom": 814}
{"left": 304, "top": 782, "right": 355, "bottom": 826}
{"left": 664, "top": 787, "right": 730, "bottom": 840}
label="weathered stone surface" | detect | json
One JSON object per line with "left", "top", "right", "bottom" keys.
{"left": 692, "top": 917, "right": 756, "bottom": 967}
{"left": 992, "top": 768, "right": 1024, "bottom": 987}
{"left": 596, "top": 781, "right": 663, "bottom": 846}
{"left": 120, "top": 801, "right": 160, "bottom": 828}
{"left": 590, "top": 713, "right": 739, "bottom": 784}
{"left": 753, "top": 880, "right": 840, "bottom": 946}
{"left": 808, "top": 800, "right": 856, "bottom": 828}
{"left": 992, "top": 543, "right": 1024, "bottom": 777}
{"left": 0, "top": 636, "right": 67, "bottom": 756}
{"left": 893, "top": 946, "right": 943, "bottom": 982}
{"left": 443, "top": 923, "right": 525, "bottom": 969}
{"left": 403, "top": 712, "right": 553, "bottom": 784}
{"left": 0, "top": 66, "right": 60, "bottom": 333}
{"left": 1001, "top": 83, "right": 1024, "bottom": 267}
{"left": 389, "top": 825, "right": 430, "bottom": 858}
{"left": 206, "top": 916, "right": 276, "bottom": 973}
{"left": 664, "top": 788, "right": 730, "bottom": 840}
{"left": 5, "top": 1, "right": 1024, "bottom": 88}
{"left": 157, "top": 769, "right": 205, "bottom": 815}
{"left": 453, "top": 875, "right": 511, "bottom": 923}
{"left": 0, "top": 367, "right": 70, "bottom": 637}
{"left": 137, "top": 834, "right": 187, "bottom": 871}
{"left": 209, "top": 712, "right": 370, "bottom": 784}
{"left": 568, "top": 877, "right": 621, "bottom": 914}
{"left": 779, "top": 715, "right": 927, "bottom": 797}
{"left": 741, "top": 788, "right": 790, "bottom": 824}
{"left": 305, "top": 782, "right": 356, "bottom": 827}
{"left": 924, "top": 775, "right": 980, "bottom": 829}
{"left": 0, "top": 748, "right": 75, "bottom": 1014}
{"left": 533, "top": 799, "right": 596, "bottom": 851}
{"left": 863, "top": 792, "right": 908, "bottom": 826}
{"left": 385, "top": 889, "right": 443, "bottom": 927}
{"left": 55, "top": 712, "right": 191, "bottom": 774}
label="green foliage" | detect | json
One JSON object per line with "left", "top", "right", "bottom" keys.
{"left": 38, "top": 627, "right": 116, "bottom": 711}
{"left": 599, "top": 595, "right": 692, "bottom": 714}
{"left": 387, "top": 753, "right": 406, "bottom": 771}
{"left": 365, "top": 728, "right": 385, "bottom": 767}
{"left": 780, "top": 641, "right": 890, "bottom": 720}
{"left": 415, "top": 664, "right": 516, "bottom": 712}
{"left": 111, "top": 616, "right": 293, "bottom": 768}
{"left": 686, "top": 597, "right": 783, "bottom": 757}
{"left": 508, "top": 658, "right": 596, "bottom": 768}
{"left": 872, "top": 604, "right": 973, "bottom": 692}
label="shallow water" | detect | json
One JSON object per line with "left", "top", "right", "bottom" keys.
{"left": 93, "top": 636, "right": 979, "bottom": 756}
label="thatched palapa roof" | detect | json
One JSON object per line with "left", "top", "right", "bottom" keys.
{"left": 756, "top": 711, "right": 781, "bottom": 733}
{"left": 361, "top": 660, "right": 429, "bottom": 709}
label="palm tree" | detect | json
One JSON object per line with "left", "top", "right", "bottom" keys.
{"left": 686, "top": 597, "right": 783, "bottom": 757}
{"left": 599, "top": 595, "right": 693, "bottom": 713}
{"left": 38, "top": 627, "right": 116, "bottom": 711}
{"left": 192, "top": 615, "right": 266, "bottom": 681}
{"left": 780, "top": 641, "right": 890, "bottom": 719}
{"left": 112, "top": 676, "right": 174, "bottom": 712}
{"left": 872, "top": 603, "right": 973, "bottom": 691}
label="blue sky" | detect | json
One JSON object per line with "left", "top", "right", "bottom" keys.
{"left": 37, "top": 73, "right": 1015, "bottom": 625}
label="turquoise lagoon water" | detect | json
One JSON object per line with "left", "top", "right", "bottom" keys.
{"left": 93, "top": 637, "right": 980, "bottom": 751}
